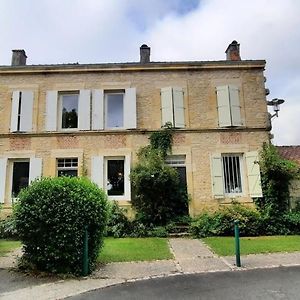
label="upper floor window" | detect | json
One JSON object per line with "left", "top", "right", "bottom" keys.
{"left": 105, "top": 91, "right": 124, "bottom": 129}
{"left": 59, "top": 92, "right": 79, "bottom": 129}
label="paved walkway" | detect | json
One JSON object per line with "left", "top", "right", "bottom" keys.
{"left": 0, "top": 238, "right": 300, "bottom": 300}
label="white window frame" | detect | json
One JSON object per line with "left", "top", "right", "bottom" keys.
{"left": 58, "top": 91, "right": 79, "bottom": 131}
{"left": 57, "top": 158, "right": 78, "bottom": 177}
{"left": 221, "top": 153, "right": 244, "bottom": 196}
{"left": 165, "top": 155, "right": 186, "bottom": 167}
{"left": 104, "top": 90, "right": 125, "bottom": 130}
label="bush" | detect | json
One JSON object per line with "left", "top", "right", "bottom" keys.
{"left": 0, "top": 215, "right": 18, "bottom": 239}
{"left": 14, "top": 177, "right": 108, "bottom": 275}
{"left": 190, "top": 204, "right": 262, "bottom": 238}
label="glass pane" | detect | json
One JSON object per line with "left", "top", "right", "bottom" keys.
{"left": 12, "top": 161, "right": 29, "bottom": 197}
{"left": 222, "top": 155, "right": 242, "bottom": 193}
{"left": 58, "top": 169, "right": 78, "bottom": 177}
{"left": 107, "top": 160, "right": 124, "bottom": 196}
{"left": 61, "top": 94, "right": 78, "bottom": 128}
{"left": 106, "top": 94, "right": 124, "bottom": 128}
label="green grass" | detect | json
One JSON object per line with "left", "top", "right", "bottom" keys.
{"left": 0, "top": 239, "right": 21, "bottom": 256}
{"left": 98, "top": 238, "right": 173, "bottom": 263}
{"left": 203, "top": 235, "right": 300, "bottom": 256}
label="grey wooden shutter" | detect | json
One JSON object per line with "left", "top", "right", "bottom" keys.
{"left": 29, "top": 158, "right": 42, "bottom": 183}
{"left": 10, "top": 91, "right": 20, "bottom": 132}
{"left": 216, "top": 86, "right": 231, "bottom": 127}
{"left": 245, "top": 151, "right": 263, "bottom": 198}
{"left": 124, "top": 88, "right": 137, "bottom": 129}
{"left": 161, "top": 87, "right": 173, "bottom": 126}
{"left": 45, "top": 91, "right": 58, "bottom": 131}
{"left": 20, "top": 91, "right": 34, "bottom": 132}
{"left": 211, "top": 154, "right": 224, "bottom": 198}
{"left": 0, "top": 158, "right": 7, "bottom": 203}
{"left": 78, "top": 89, "right": 91, "bottom": 130}
{"left": 173, "top": 87, "right": 185, "bottom": 128}
{"left": 91, "top": 156, "right": 104, "bottom": 189}
{"left": 229, "top": 85, "right": 242, "bottom": 126}
{"left": 92, "top": 89, "right": 104, "bottom": 130}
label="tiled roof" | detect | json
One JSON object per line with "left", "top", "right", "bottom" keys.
{"left": 276, "top": 146, "right": 300, "bottom": 165}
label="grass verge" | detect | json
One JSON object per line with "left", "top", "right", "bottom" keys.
{"left": 203, "top": 235, "right": 300, "bottom": 256}
{"left": 0, "top": 239, "right": 21, "bottom": 256}
{"left": 98, "top": 237, "right": 173, "bottom": 263}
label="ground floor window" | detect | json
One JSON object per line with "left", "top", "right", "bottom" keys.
{"left": 106, "top": 157, "right": 125, "bottom": 196}
{"left": 11, "top": 161, "right": 29, "bottom": 197}
{"left": 57, "top": 158, "right": 78, "bottom": 177}
{"left": 165, "top": 155, "right": 187, "bottom": 191}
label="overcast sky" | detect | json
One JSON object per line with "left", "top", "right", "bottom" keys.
{"left": 0, "top": 0, "right": 299, "bottom": 145}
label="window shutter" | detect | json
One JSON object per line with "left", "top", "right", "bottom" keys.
{"left": 20, "top": 91, "right": 34, "bottom": 132}
{"left": 229, "top": 85, "right": 242, "bottom": 126}
{"left": 124, "top": 154, "right": 131, "bottom": 200}
{"left": 92, "top": 89, "right": 104, "bottom": 130}
{"left": 0, "top": 158, "right": 7, "bottom": 203}
{"left": 124, "top": 88, "right": 137, "bottom": 129}
{"left": 91, "top": 156, "right": 104, "bottom": 189}
{"left": 216, "top": 86, "right": 231, "bottom": 127}
{"left": 78, "top": 89, "right": 91, "bottom": 130}
{"left": 245, "top": 151, "right": 263, "bottom": 198}
{"left": 161, "top": 87, "right": 173, "bottom": 126}
{"left": 45, "top": 91, "right": 58, "bottom": 131}
{"left": 10, "top": 91, "right": 20, "bottom": 132}
{"left": 29, "top": 158, "right": 42, "bottom": 184}
{"left": 173, "top": 87, "right": 185, "bottom": 128}
{"left": 211, "top": 154, "right": 224, "bottom": 198}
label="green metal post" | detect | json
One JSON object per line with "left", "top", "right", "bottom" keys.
{"left": 234, "top": 220, "right": 241, "bottom": 267}
{"left": 82, "top": 227, "right": 89, "bottom": 276}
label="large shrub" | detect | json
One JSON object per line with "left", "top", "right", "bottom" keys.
{"left": 14, "top": 177, "right": 108, "bottom": 275}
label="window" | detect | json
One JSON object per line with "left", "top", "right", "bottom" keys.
{"left": 57, "top": 158, "right": 78, "bottom": 177}
{"left": 161, "top": 87, "right": 185, "bottom": 128}
{"left": 10, "top": 90, "right": 34, "bottom": 132}
{"left": 222, "top": 154, "right": 242, "bottom": 194}
{"left": 216, "top": 85, "right": 242, "bottom": 127}
{"left": 105, "top": 91, "right": 124, "bottom": 128}
{"left": 165, "top": 155, "right": 187, "bottom": 190}
{"left": 11, "top": 161, "right": 29, "bottom": 198}
{"left": 59, "top": 92, "right": 79, "bottom": 129}
{"left": 106, "top": 158, "right": 125, "bottom": 196}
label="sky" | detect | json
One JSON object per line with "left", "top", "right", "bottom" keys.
{"left": 0, "top": 0, "right": 299, "bottom": 145}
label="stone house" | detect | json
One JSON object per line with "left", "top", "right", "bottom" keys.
{"left": 0, "top": 41, "right": 269, "bottom": 217}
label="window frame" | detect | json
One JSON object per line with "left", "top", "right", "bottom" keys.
{"left": 58, "top": 91, "right": 79, "bottom": 131}
{"left": 56, "top": 157, "right": 78, "bottom": 177}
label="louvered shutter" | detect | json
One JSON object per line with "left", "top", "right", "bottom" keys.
{"left": 91, "top": 156, "right": 104, "bottom": 189}
{"left": 92, "top": 89, "right": 104, "bottom": 130}
{"left": 29, "top": 158, "right": 42, "bottom": 183}
{"left": 211, "top": 154, "right": 224, "bottom": 198}
{"left": 216, "top": 86, "right": 231, "bottom": 127}
{"left": 78, "top": 89, "right": 91, "bottom": 130}
{"left": 0, "top": 158, "right": 7, "bottom": 203}
{"left": 124, "top": 88, "right": 137, "bottom": 129}
{"left": 229, "top": 85, "right": 242, "bottom": 126}
{"left": 173, "top": 87, "right": 185, "bottom": 128}
{"left": 45, "top": 91, "right": 58, "bottom": 131}
{"left": 161, "top": 87, "right": 173, "bottom": 126}
{"left": 245, "top": 151, "right": 263, "bottom": 197}
{"left": 20, "top": 91, "right": 34, "bottom": 132}
{"left": 10, "top": 91, "right": 20, "bottom": 132}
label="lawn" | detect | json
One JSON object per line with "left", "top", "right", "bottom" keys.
{"left": 98, "top": 237, "right": 173, "bottom": 263}
{"left": 203, "top": 235, "right": 300, "bottom": 256}
{"left": 0, "top": 239, "right": 21, "bottom": 256}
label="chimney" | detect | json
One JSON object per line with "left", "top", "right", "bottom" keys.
{"left": 225, "top": 41, "right": 241, "bottom": 61}
{"left": 140, "top": 44, "right": 150, "bottom": 63}
{"left": 11, "top": 49, "right": 27, "bottom": 66}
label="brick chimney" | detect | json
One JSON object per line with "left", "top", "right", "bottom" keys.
{"left": 11, "top": 49, "right": 27, "bottom": 66}
{"left": 140, "top": 44, "right": 150, "bottom": 63}
{"left": 225, "top": 41, "right": 241, "bottom": 61}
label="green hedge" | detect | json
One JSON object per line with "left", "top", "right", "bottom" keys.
{"left": 15, "top": 177, "right": 108, "bottom": 275}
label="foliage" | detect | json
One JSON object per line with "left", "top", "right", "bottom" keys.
{"left": 130, "top": 123, "right": 189, "bottom": 225}
{"left": 190, "top": 204, "right": 262, "bottom": 238}
{"left": 14, "top": 177, "right": 108, "bottom": 276}
{"left": 0, "top": 215, "right": 18, "bottom": 239}
{"left": 255, "top": 143, "right": 299, "bottom": 214}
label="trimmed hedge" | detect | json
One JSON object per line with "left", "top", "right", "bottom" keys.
{"left": 14, "top": 177, "right": 108, "bottom": 275}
